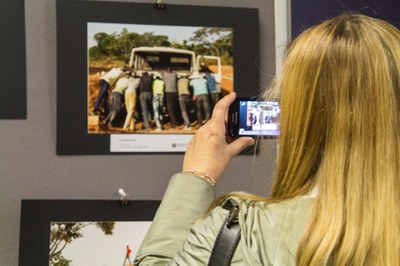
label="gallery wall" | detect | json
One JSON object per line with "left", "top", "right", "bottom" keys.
{"left": 0, "top": 0, "right": 276, "bottom": 265}
{"left": 291, "top": 0, "right": 400, "bottom": 37}
{"left": 3, "top": 0, "right": 400, "bottom": 264}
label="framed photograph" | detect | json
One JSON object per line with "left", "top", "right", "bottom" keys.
{"left": 19, "top": 200, "right": 160, "bottom": 266}
{"left": 0, "top": 0, "right": 26, "bottom": 119}
{"left": 57, "top": 0, "right": 259, "bottom": 154}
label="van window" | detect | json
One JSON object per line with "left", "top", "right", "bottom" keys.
{"left": 134, "top": 51, "right": 192, "bottom": 72}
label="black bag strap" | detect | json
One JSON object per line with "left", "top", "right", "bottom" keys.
{"left": 208, "top": 199, "right": 241, "bottom": 266}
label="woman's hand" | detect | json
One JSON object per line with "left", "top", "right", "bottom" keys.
{"left": 182, "top": 92, "right": 255, "bottom": 183}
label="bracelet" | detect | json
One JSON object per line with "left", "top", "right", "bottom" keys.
{"left": 183, "top": 170, "right": 217, "bottom": 188}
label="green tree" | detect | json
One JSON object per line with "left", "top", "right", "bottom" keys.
{"left": 137, "top": 32, "right": 171, "bottom": 47}
{"left": 90, "top": 30, "right": 173, "bottom": 65}
{"left": 49, "top": 222, "right": 115, "bottom": 266}
{"left": 114, "top": 30, "right": 171, "bottom": 63}
{"left": 88, "top": 45, "right": 104, "bottom": 60}
{"left": 93, "top": 32, "right": 118, "bottom": 58}
{"left": 170, "top": 40, "right": 192, "bottom": 50}
{"left": 115, "top": 28, "right": 142, "bottom": 64}
{"left": 189, "top": 27, "right": 233, "bottom": 65}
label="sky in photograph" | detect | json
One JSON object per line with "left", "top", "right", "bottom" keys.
{"left": 54, "top": 221, "right": 152, "bottom": 266}
{"left": 87, "top": 22, "right": 204, "bottom": 48}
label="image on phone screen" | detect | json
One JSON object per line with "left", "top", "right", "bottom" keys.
{"left": 237, "top": 99, "right": 280, "bottom": 136}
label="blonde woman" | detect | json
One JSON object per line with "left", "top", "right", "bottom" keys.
{"left": 134, "top": 14, "right": 400, "bottom": 265}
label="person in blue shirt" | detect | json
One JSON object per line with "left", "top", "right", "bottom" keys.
{"left": 189, "top": 72, "right": 211, "bottom": 127}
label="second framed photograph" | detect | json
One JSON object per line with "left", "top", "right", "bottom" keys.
{"left": 57, "top": 0, "right": 259, "bottom": 154}
{"left": 19, "top": 200, "right": 160, "bottom": 266}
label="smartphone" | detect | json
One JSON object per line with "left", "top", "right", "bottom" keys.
{"left": 228, "top": 97, "right": 280, "bottom": 137}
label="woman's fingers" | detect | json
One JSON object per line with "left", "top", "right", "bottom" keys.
{"left": 227, "top": 137, "right": 255, "bottom": 157}
{"left": 210, "top": 92, "right": 236, "bottom": 125}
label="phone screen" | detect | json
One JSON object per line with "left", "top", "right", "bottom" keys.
{"left": 236, "top": 99, "right": 280, "bottom": 137}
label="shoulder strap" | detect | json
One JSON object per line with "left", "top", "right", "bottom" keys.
{"left": 208, "top": 199, "right": 241, "bottom": 266}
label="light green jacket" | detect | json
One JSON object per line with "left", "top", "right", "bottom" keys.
{"left": 134, "top": 173, "right": 314, "bottom": 265}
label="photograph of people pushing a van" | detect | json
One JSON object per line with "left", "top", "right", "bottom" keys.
{"left": 88, "top": 23, "right": 233, "bottom": 134}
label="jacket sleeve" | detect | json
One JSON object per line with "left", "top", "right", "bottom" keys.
{"left": 170, "top": 205, "right": 230, "bottom": 265}
{"left": 134, "top": 173, "right": 218, "bottom": 265}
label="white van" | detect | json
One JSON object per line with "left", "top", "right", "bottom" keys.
{"left": 129, "top": 46, "right": 221, "bottom": 83}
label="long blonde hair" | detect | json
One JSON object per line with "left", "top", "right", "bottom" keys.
{"left": 211, "top": 13, "right": 400, "bottom": 265}
{"left": 271, "top": 13, "right": 400, "bottom": 265}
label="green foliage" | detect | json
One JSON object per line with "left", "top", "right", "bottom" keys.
{"left": 96, "top": 221, "right": 115, "bottom": 235}
{"left": 115, "top": 29, "right": 141, "bottom": 62}
{"left": 170, "top": 39, "right": 191, "bottom": 50}
{"left": 190, "top": 27, "right": 233, "bottom": 65}
{"left": 90, "top": 29, "right": 172, "bottom": 64}
{"left": 51, "top": 254, "right": 71, "bottom": 266}
{"left": 93, "top": 32, "right": 118, "bottom": 57}
{"left": 89, "top": 27, "right": 233, "bottom": 66}
{"left": 89, "top": 46, "right": 105, "bottom": 60}
{"left": 49, "top": 222, "right": 115, "bottom": 265}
